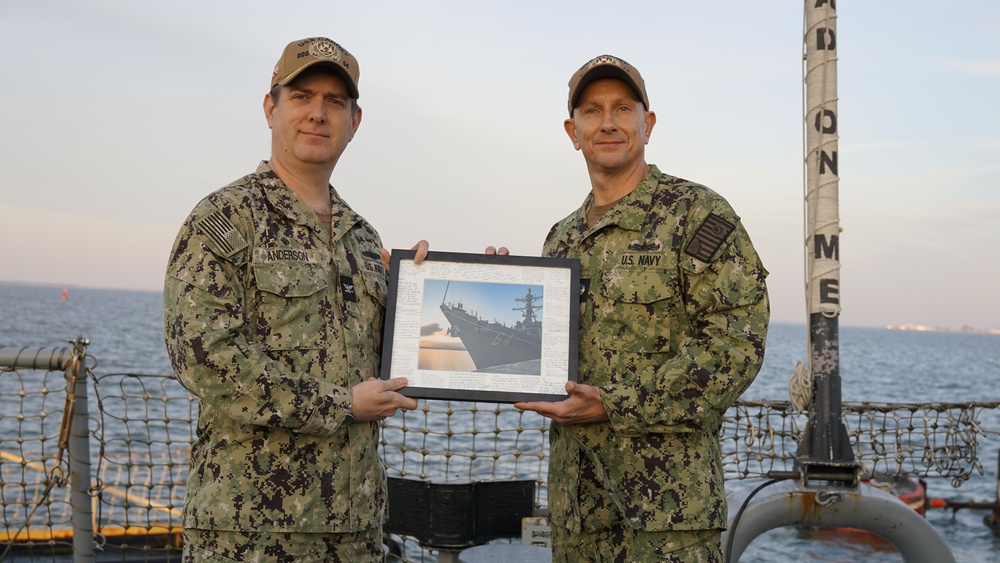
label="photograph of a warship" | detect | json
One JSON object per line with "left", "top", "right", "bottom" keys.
{"left": 439, "top": 281, "right": 543, "bottom": 373}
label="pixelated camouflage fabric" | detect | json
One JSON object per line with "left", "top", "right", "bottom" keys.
{"left": 164, "top": 162, "right": 389, "bottom": 532}
{"left": 543, "top": 164, "right": 769, "bottom": 533}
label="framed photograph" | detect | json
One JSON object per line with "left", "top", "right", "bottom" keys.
{"left": 380, "top": 250, "right": 580, "bottom": 403}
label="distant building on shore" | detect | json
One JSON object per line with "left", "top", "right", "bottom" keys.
{"left": 885, "top": 324, "right": 1000, "bottom": 335}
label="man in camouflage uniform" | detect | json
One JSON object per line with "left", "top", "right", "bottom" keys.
{"left": 163, "top": 37, "right": 422, "bottom": 562}
{"left": 514, "top": 55, "right": 769, "bottom": 562}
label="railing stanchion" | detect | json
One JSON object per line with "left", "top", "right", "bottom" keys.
{"left": 67, "top": 338, "right": 95, "bottom": 562}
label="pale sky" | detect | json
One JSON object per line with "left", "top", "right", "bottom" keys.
{"left": 1, "top": 0, "right": 998, "bottom": 330}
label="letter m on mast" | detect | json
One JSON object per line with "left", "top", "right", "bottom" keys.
{"left": 815, "top": 234, "right": 839, "bottom": 260}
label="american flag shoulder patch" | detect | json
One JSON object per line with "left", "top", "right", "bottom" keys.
{"left": 195, "top": 212, "right": 249, "bottom": 258}
{"left": 684, "top": 213, "right": 735, "bottom": 262}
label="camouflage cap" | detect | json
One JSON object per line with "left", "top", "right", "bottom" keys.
{"left": 271, "top": 37, "right": 360, "bottom": 99}
{"left": 567, "top": 54, "right": 649, "bottom": 116}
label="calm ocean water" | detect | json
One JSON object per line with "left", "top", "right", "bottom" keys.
{"left": 1, "top": 282, "right": 999, "bottom": 562}
{"left": 418, "top": 348, "right": 477, "bottom": 372}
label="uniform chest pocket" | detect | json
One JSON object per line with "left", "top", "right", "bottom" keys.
{"left": 597, "top": 268, "right": 674, "bottom": 354}
{"left": 252, "top": 262, "right": 329, "bottom": 351}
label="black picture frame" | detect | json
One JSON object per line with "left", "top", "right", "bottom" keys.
{"left": 380, "top": 250, "right": 580, "bottom": 403}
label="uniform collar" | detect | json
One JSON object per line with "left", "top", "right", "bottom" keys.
{"left": 255, "top": 161, "right": 361, "bottom": 243}
{"left": 557, "top": 164, "right": 662, "bottom": 249}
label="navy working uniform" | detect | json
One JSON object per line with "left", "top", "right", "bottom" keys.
{"left": 543, "top": 164, "right": 770, "bottom": 555}
{"left": 163, "top": 161, "right": 388, "bottom": 536}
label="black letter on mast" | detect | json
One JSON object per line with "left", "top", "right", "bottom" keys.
{"left": 814, "top": 109, "right": 837, "bottom": 134}
{"left": 820, "top": 151, "right": 838, "bottom": 175}
{"left": 820, "top": 279, "right": 840, "bottom": 305}
{"left": 815, "top": 234, "right": 839, "bottom": 260}
{"left": 816, "top": 28, "right": 837, "bottom": 51}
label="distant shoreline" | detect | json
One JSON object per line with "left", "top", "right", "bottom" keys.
{"left": 0, "top": 279, "right": 160, "bottom": 294}
{"left": 4, "top": 281, "right": 995, "bottom": 335}
{"left": 885, "top": 324, "right": 1000, "bottom": 336}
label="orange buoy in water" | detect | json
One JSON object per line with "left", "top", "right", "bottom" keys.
{"left": 61, "top": 288, "right": 68, "bottom": 301}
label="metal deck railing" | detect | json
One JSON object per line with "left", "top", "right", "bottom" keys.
{"left": 2, "top": 342, "right": 999, "bottom": 561}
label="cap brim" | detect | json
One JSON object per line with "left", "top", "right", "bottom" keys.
{"left": 569, "top": 65, "right": 648, "bottom": 116}
{"left": 278, "top": 61, "right": 359, "bottom": 99}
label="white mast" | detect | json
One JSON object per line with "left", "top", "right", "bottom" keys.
{"left": 721, "top": 6, "right": 956, "bottom": 559}
{"left": 797, "top": 0, "right": 855, "bottom": 472}
{"left": 804, "top": 0, "right": 841, "bottom": 321}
